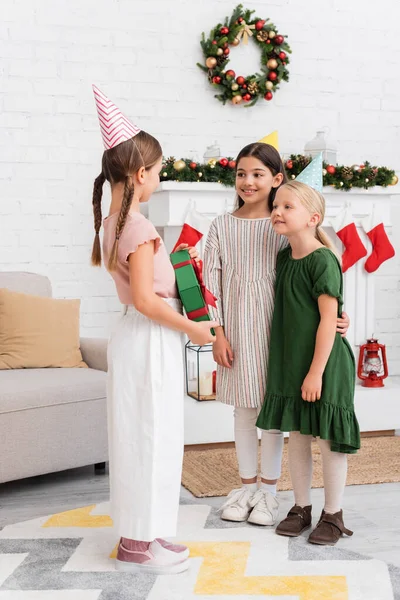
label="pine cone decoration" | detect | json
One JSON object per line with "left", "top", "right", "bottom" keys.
{"left": 247, "top": 82, "right": 259, "bottom": 95}
{"left": 216, "top": 55, "right": 227, "bottom": 67}
{"left": 342, "top": 166, "right": 354, "bottom": 181}
{"left": 297, "top": 155, "right": 309, "bottom": 169}
{"left": 256, "top": 31, "right": 269, "bottom": 42}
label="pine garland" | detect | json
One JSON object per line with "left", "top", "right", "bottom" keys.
{"left": 285, "top": 156, "right": 396, "bottom": 190}
{"left": 160, "top": 155, "right": 397, "bottom": 190}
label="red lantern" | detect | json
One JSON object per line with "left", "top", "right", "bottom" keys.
{"left": 357, "top": 336, "right": 388, "bottom": 388}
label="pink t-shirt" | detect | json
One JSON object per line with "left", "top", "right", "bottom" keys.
{"left": 102, "top": 211, "right": 178, "bottom": 305}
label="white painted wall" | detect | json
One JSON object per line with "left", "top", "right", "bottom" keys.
{"left": 1, "top": 0, "right": 400, "bottom": 370}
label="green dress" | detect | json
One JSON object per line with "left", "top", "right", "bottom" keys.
{"left": 256, "top": 246, "right": 360, "bottom": 454}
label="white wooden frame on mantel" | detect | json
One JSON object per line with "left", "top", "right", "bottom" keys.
{"left": 148, "top": 182, "right": 400, "bottom": 443}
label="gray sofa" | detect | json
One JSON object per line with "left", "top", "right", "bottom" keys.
{"left": 0, "top": 272, "right": 108, "bottom": 484}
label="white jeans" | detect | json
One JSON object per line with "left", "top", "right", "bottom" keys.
{"left": 234, "top": 407, "right": 284, "bottom": 481}
{"left": 107, "top": 299, "right": 184, "bottom": 541}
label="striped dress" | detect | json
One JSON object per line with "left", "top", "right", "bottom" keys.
{"left": 204, "top": 213, "right": 288, "bottom": 408}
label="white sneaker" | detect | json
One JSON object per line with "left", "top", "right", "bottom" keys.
{"left": 115, "top": 539, "right": 190, "bottom": 574}
{"left": 247, "top": 489, "right": 279, "bottom": 526}
{"left": 219, "top": 487, "right": 254, "bottom": 522}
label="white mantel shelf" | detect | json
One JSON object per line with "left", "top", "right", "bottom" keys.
{"left": 147, "top": 182, "right": 400, "bottom": 443}
{"left": 150, "top": 181, "right": 400, "bottom": 225}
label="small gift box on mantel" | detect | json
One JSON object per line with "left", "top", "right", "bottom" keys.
{"left": 170, "top": 249, "right": 216, "bottom": 331}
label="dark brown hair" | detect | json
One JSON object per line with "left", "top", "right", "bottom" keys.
{"left": 91, "top": 131, "right": 162, "bottom": 271}
{"left": 235, "top": 142, "right": 288, "bottom": 212}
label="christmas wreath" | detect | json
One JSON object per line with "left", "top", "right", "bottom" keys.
{"left": 160, "top": 156, "right": 397, "bottom": 190}
{"left": 197, "top": 4, "right": 291, "bottom": 106}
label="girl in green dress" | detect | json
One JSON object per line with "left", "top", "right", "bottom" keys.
{"left": 256, "top": 180, "right": 360, "bottom": 546}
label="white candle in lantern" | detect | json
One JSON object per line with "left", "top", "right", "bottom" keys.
{"left": 199, "top": 372, "right": 213, "bottom": 396}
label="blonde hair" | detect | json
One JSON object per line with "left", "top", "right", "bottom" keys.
{"left": 91, "top": 131, "right": 162, "bottom": 271}
{"left": 282, "top": 181, "right": 339, "bottom": 259}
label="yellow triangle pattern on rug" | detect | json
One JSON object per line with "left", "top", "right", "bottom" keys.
{"left": 189, "top": 542, "right": 347, "bottom": 599}
{"left": 43, "top": 504, "right": 113, "bottom": 528}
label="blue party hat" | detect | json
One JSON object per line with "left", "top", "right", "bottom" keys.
{"left": 296, "top": 153, "right": 323, "bottom": 192}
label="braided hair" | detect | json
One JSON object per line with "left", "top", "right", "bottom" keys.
{"left": 90, "top": 131, "right": 162, "bottom": 270}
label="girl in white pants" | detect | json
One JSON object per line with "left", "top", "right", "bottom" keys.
{"left": 91, "top": 86, "right": 216, "bottom": 574}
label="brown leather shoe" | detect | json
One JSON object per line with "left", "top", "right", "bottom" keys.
{"left": 308, "top": 509, "right": 353, "bottom": 546}
{"left": 275, "top": 505, "right": 312, "bottom": 537}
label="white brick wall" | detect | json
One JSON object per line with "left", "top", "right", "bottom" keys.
{"left": 1, "top": 0, "right": 400, "bottom": 370}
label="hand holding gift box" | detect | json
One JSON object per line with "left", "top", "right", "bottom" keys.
{"left": 170, "top": 249, "right": 217, "bottom": 331}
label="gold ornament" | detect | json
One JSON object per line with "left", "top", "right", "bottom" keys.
{"left": 351, "top": 164, "right": 360, "bottom": 172}
{"left": 256, "top": 31, "right": 269, "bottom": 42}
{"left": 268, "top": 31, "right": 276, "bottom": 39}
{"left": 206, "top": 57, "right": 217, "bottom": 69}
{"left": 217, "top": 48, "right": 224, "bottom": 56}
{"left": 389, "top": 174, "right": 399, "bottom": 185}
{"left": 208, "top": 158, "right": 217, "bottom": 166}
{"left": 198, "top": 172, "right": 203, "bottom": 177}
{"left": 232, "top": 95, "right": 242, "bottom": 104}
{"left": 236, "top": 21, "right": 256, "bottom": 45}
{"left": 365, "top": 178, "right": 369, "bottom": 183}
{"left": 339, "top": 181, "right": 344, "bottom": 186}
{"left": 162, "top": 171, "right": 168, "bottom": 177}
{"left": 173, "top": 160, "right": 186, "bottom": 171}
{"left": 291, "top": 174, "right": 296, "bottom": 179}
{"left": 267, "top": 58, "right": 278, "bottom": 69}
{"left": 322, "top": 168, "right": 327, "bottom": 176}
{"left": 265, "top": 81, "right": 274, "bottom": 90}
{"left": 231, "top": 83, "right": 239, "bottom": 91}
{"left": 247, "top": 81, "right": 259, "bottom": 95}
{"left": 231, "top": 37, "right": 240, "bottom": 46}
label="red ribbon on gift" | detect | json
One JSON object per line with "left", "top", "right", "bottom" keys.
{"left": 173, "top": 259, "right": 217, "bottom": 308}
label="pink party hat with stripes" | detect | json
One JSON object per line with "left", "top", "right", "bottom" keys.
{"left": 92, "top": 85, "right": 141, "bottom": 150}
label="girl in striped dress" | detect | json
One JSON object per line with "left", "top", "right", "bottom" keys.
{"left": 204, "top": 143, "right": 349, "bottom": 526}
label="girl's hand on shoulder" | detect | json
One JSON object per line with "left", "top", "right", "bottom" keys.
{"left": 175, "top": 243, "right": 200, "bottom": 263}
{"left": 301, "top": 371, "right": 322, "bottom": 402}
{"left": 336, "top": 311, "right": 350, "bottom": 337}
{"left": 188, "top": 320, "right": 217, "bottom": 346}
{"left": 213, "top": 334, "right": 234, "bottom": 368}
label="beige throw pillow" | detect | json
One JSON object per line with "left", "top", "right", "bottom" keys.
{"left": 0, "top": 288, "right": 87, "bottom": 369}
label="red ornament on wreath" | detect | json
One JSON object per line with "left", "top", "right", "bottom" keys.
{"left": 286, "top": 159, "right": 293, "bottom": 169}
{"left": 197, "top": 5, "right": 291, "bottom": 107}
{"left": 228, "top": 160, "right": 236, "bottom": 169}
{"left": 219, "top": 157, "right": 229, "bottom": 167}
{"left": 326, "top": 165, "right": 336, "bottom": 175}
{"left": 189, "top": 162, "right": 197, "bottom": 169}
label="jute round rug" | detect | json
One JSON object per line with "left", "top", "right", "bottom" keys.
{"left": 182, "top": 435, "right": 400, "bottom": 497}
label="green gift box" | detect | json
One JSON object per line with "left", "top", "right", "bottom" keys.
{"left": 170, "top": 249, "right": 215, "bottom": 332}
